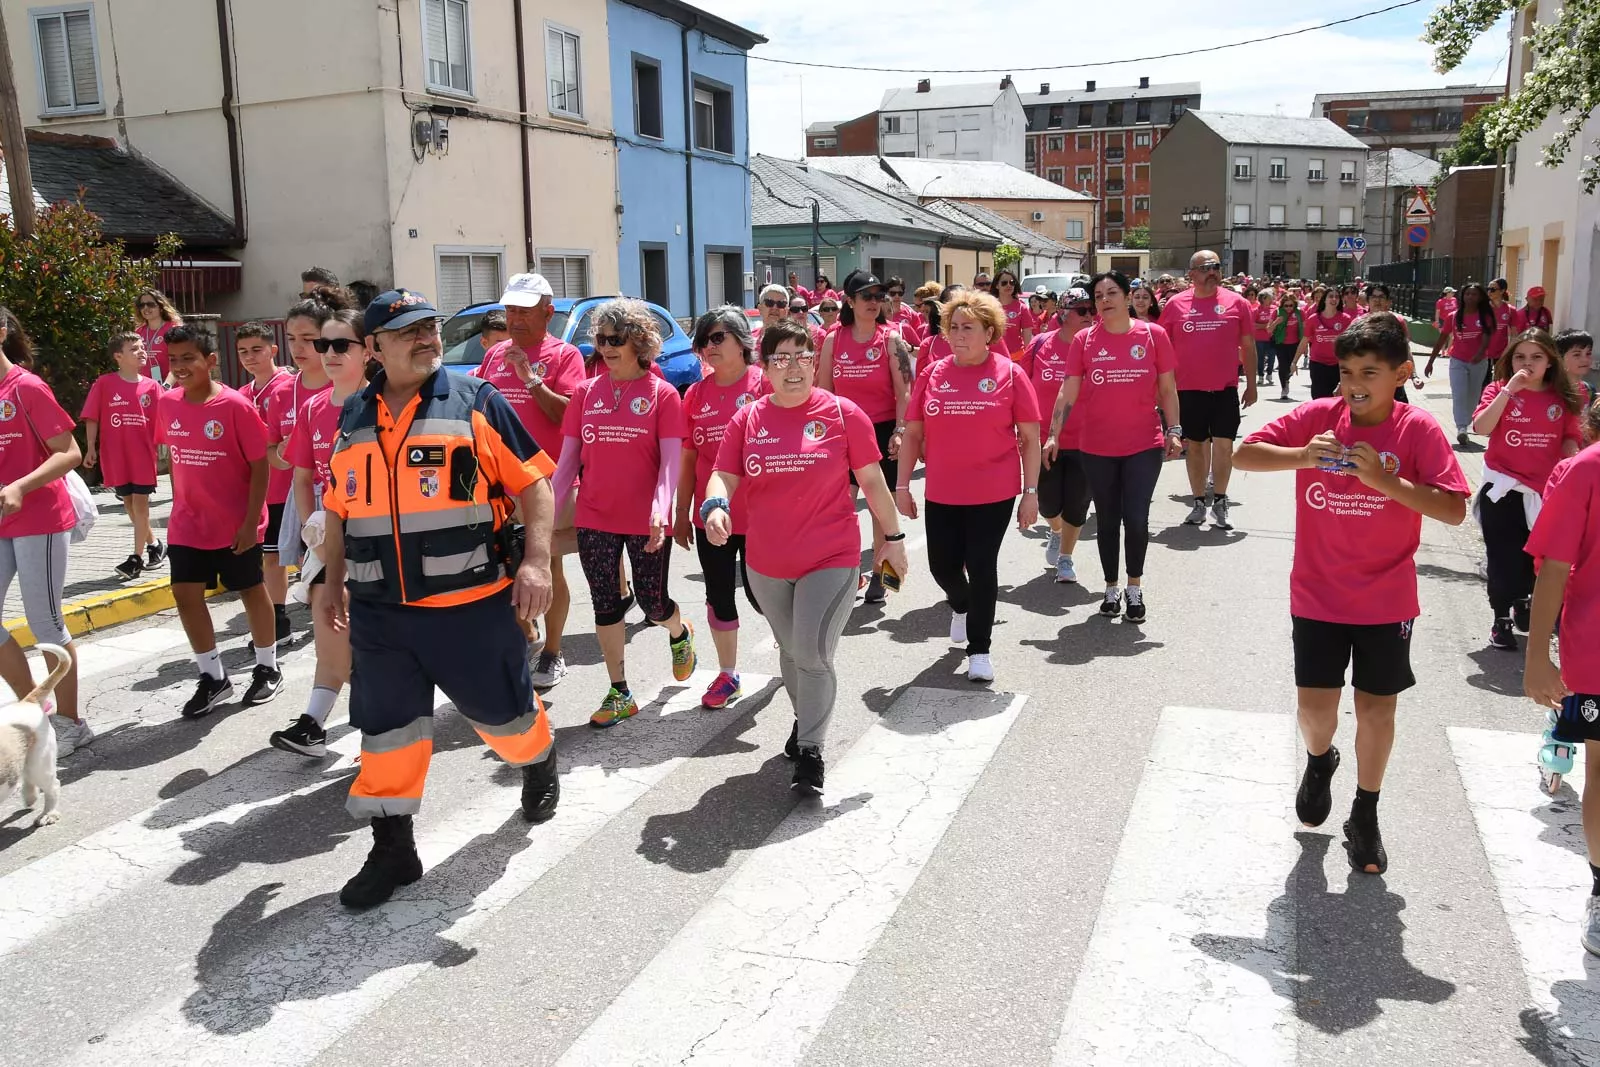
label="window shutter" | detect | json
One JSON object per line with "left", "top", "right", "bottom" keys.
{"left": 437, "top": 255, "right": 472, "bottom": 315}
{"left": 564, "top": 258, "right": 588, "bottom": 298}
{"left": 65, "top": 12, "right": 97, "bottom": 106}
{"left": 706, "top": 254, "right": 725, "bottom": 309}
{"left": 444, "top": 0, "right": 468, "bottom": 90}
{"left": 425, "top": 0, "right": 448, "bottom": 86}
{"left": 546, "top": 28, "right": 565, "bottom": 110}
{"left": 469, "top": 254, "right": 500, "bottom": 305}
{"left": 36, "top": 16, "right": 72, "bottom": 110}
{"left": 538, "top": 257, "right": 565, "bottom": 297}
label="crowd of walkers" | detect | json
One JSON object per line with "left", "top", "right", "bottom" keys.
{"left": 3, "top": 255, "right": 1600, "bottom": 948}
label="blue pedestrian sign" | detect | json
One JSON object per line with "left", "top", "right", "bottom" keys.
{"left": 1336, "top": 235, "right": 1367, "bottom": 253}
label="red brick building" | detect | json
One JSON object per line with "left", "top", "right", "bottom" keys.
{"left": 806, "top": 114, "right": 878, "bottom": 157}
{"left": 1023, "top": 78, "right": 1201, "bottom": 247}
{"left": 1311, "top": 85, "right": 1504, "bottom": 159}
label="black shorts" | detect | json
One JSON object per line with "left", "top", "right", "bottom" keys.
{"left": 168, "top": 543, "right": 264, "bottom": 592}
{"left": 1553, "top": 693, "right": 1600, "bottom": 743}
{"left": 849, "top": 419, "right": 899, "bottom": 489}
{"left": 1039, "top": 448, "right": 1093, "bottom": 526}
{"left": 113, "top": 483, "right": 156, "bottom": 499}
{"left": 1178, "top": 387, "right": 1241, "bottom": 443}
{"left": 262, "top": 502, "right": 286, "bottom": 554}
{"left": 1292, "top": 615, "right": 1416, "bottom": 696}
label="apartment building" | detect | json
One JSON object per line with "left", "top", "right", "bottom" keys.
{"left": 874, "top": 79, "right": 1027, "bottom": 168}
{"left": 1023, "top": 78, "right": 1201, "bottom": 247}
{"left": 1313, "top": 85, "right": 1504, "bottom": 159}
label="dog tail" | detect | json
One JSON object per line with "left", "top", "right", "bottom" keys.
{"left": 23, "top": 644, "right": 73, "bottom": 705}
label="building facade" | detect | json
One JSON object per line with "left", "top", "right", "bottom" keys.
{"left": 1313, "top": 85, "right": 1503, "bottom": 160}
{"left": 1150, "top": 112, "right": 1368, "bottom": 280}
{"left": 1433, "top": 165, "right": 1499, "bottom": 261}
{"left": 607, "top": 0, "right": 764, "bottom": 319}
{"left": 873, "top": 79, "right": 1027, "bottom": 168}
{"left": 1363, "top": 148, "right": 1443, "bottom": 269}
{"left": 1022, "top": 78, "right": 1201, "bottom": 247}
{"left": 806, "top": 116, "right": 876, "bottom": 157}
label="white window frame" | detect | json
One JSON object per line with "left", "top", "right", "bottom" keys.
{"left": 545, "top": 21, "right": 584, "bottom": 119}
{"left": 30, "top": 3, "right": 103, "bottom": 117}
{"left": 1133, "top": 131, "right": 1151, "bottom": 147}
{"left": 1307, "top": 157, "right": 1326, "bottom": 181}
{"left": 1046, "top": 134, "right": 1064, "bottom": 152}
{"left": 1268, "top": 157, "right": 1287, "bottom": 180}
{"left": 1306, "top": 205, "right": 1324, "bottom": 228}
{"left": 1339, "top": 159, "right": 1357, "bottom": 182}
{"left": 1133, "top": 196, "right": 1150, "bottom": 212}
{"left": 1075, "top": 166, "right": 1093, "bottom": 186}
{"left": 434, "top": 245, "right": 505, "bottom": 316}
{"left": 536, "top": 249, "right": 591, "bottom": 300}
{"left": 1066, "top": 219, "right": 1085, "bottom": 240}
{"left": 1232, "top": 203, "right": 1251, "bottom": 226}
{"left": 1268, "top": 204, "right": 1286, "bottom": 227}
{"left": 1046, "top": 167, "right": 1064, "bottom": 184}
{"left": 1337, "top": 205, "right": 1357, "bottom": 228}
{"left": 1233, "top": 155, "right": 1252, "bottom": 179}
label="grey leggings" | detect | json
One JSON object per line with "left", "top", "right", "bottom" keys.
{"left": 0, "top": 531, "right": 71, "bottom": 646}
{"left": 746, "top": 565, "right": 856, "bottom": 751}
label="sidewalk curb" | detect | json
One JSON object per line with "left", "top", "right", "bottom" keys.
{"left": 5, "top": 577, "right": 226, "bottom": 651}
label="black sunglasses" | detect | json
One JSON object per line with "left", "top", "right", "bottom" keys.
{"left": 1069, "top": 304, "right": 1092, "bottom": 314}
{"left": 703, "top": 330, "right": 730, "bottom": 346}
{"left": 311, "top": 337, "right": 365, "bottom": 354}
{"left": 887, "top": 289, "right": 905, "bottom": 297}
{"left": 1194, "top": 261, "right": 1222, "bottom": 271}
{"left": 762, "top": 299, "right": 787, "bottom": 309}
{"left": 137, "top": 301, "right": 158, "bottom": 309}
{"left": 788, "top": 305, "right": 808, "bottom": 313}
{"left": 594, "top": 334, "right": 629, "bottom": 348}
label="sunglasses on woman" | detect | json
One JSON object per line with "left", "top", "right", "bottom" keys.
{"left": 137, "top": 301, "right": 158, "bottom": 309}
{"left": 312, "top": 337, "right": 365, "bottom": 354}
{"left": 762, "top": 299, "right": 787, "bottom": 309}
{"left": 594, "top": 334, "right": 629, "bottom": 348}
{"left": 702, "top": 330, "right": 730, "bottom": 346}
{"left": 764, "top": 352, "right": 816, "bottom": 369}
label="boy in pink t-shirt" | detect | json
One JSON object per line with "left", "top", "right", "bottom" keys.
{"left": 81, "top": 332, "right": 166, "bottom": 580}
{"left": 155, "top": 326, "right": 281, "bottom": 720}
{"left": 1236, "top": 312, "right": 1469, "bottom": 877}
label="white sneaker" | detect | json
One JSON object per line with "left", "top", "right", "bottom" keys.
{"left": 1584, "top": 896, "right": 1600, "bottom": 957}
{"left": 950, "top": 612, "right": 967, "bottom": 646}
{"left": 1044, "top": 531, "right": 1062, "bottom": 567}
{"left": 51, "top": 714, "right": 94, "bottom": 760}
{"left": 967, "top": 653, "right": 995, "bottom": 683}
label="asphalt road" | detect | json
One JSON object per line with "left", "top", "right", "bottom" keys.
{"left": 1, "top": 374, "right": 1594, "bottom": 1067}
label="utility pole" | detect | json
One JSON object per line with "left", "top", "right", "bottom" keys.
{"left": 0, "top": 7, "right": 37, "bottom": 238}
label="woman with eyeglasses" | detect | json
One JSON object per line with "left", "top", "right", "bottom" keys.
{"left": 818, "top": 270, "right": 914, "bottom": 603}
{"left": 1426, "top": 281, "right": 1497, "bottom": 444}
{"left": 787, "top": 296, "right": 825, "bottom": 352}
{"left": 674, "top": 307, "right": 768, "bottom": 711}
{"left": 134, "top": 288, "right": 182, "bottom": 382}
{"left": 896, "top": 291, "right": 1041, "bottom": 682}
{"left": 1294, "top": 287, "right": 1356, "bottom": 401}
{"left": 816, "top": 296, "right": 841, "bottom": 337}
{"left": 703, "top": 319, "right": 907, "bottom": 794}
{"left": 992, "top": 269, "right": 1037, "bottom": 359}
{"left": 267, "top": 304, "right": 372, "bottom": 758}
{"left": 884, "top": 277, "right": 924, "bottom": 346}
{"left": 1268, "top": 289, "right": 1304, "bottom": 400}
{"left": 756, "top": 284, "right": 790, "bottom": 335}
{"left": 551, "top": 299, "right": 696, "bottom": 727}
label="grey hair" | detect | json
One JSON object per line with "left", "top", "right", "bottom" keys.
{"left": 589, "top": 298, "right": 661, "bottom": 366}
{"left": 759, "top": 283, "right": 790, "bottom": 304}
{"left": 691, "top": 305, "right": 755, "bottom": 363}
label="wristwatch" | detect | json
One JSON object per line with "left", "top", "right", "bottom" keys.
{"left": 1023, "top": 487, "right": 1038, "bottom": 495}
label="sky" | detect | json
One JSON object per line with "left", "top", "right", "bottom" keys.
{"left": 686, "top": 0, "right": 1512, "bottom": 159}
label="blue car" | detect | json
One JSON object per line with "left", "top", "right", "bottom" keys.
{"left": 440, "top": 297, "right": 703, "bottom": 391}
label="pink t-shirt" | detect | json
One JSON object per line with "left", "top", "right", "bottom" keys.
{"left": 1000, "top": 299, "right": 1037, "bottom": 354}
{"left": 81, "top": 372, "right": 162, "bottom": 487}
{"left": 240, "top": 371, "right": 297, "bottom": 507}
{"left": 1027, "top": 329, "right": 1085, "bottom": 449}
{"left": 477, "top": 336, "right": 586, "bottom": 464}
{"left": 1476, "top": 381, "right": 1583, "bottom": 494}
{"left": 1243, "top": 397, "right": 1469, "bottom": 624}
{"left": 1159, "top": 287, "right": 1255, "bottom": 391}
{"left": 1435, "top": 297, "right": 1458, "bottom": 328}
{"left": 0, "top": 367, "right": 75, "bottom": 538}
{"left": 909, "top": 353, "right": 1040, "bottom": 505}
{"left": 684, "top": 364, "right": 768, "bottom": 533}
{"left": 1449, "top": 311, "right": 1490, "bottom": 362}
{"left": 1526, "top": 448, "right": 1600, "bottom": 693}
{"left": 1253, "top": 302, "right": 1275, "bottom": 343}
{"left": 916, "top": 334, "right": 1012, "bottom": 365}
{"left": 827, "top": 322, "right": 899, "bottom": 423}
{"left": 713, "top": 391, "right": 880, "bottom": 580}
{"left": 1277, "top": 305, "right": 1303, "bottom": 346}
{"left": 1306, "top": 311, "right": 1356, "bottom": 366}
{"left": 561, "top": 373, "right": 685, "bottom": 535}
{"left": 1065, "top": 321, "right": 1178, "bottom": 458}
{"left": 284, "top": 389, "right": 345, "bottom": 500}
{"left": 156, "top": 386, "right": 270, "bottom": 550}
{"left": 1490, "top": 302, "right": 1524, "bottom": 360}
{"left": 893, "top": 305, "right": 924, "bottom": 347}
{"left": 136, "top": 322, "right": 174, "bottom": 380}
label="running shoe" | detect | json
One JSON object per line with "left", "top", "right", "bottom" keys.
{"left": 269, "top": 714, "right": 327, "bottom": 758}
{"left": 1295, "top": 746, "right": 1340, "bottom": 827}
{"left": 1184, "top": 498, "right": 1208, "bottom": 525}
{"left": 1513, "top": 597, "right": 1532, "bottom": 634}
{"left": 784, "top": 719, "right": 799, "bottom": 760}
{"left": 1490, "top": 616, "right": 1518, "bottom": 651}
{"left": 530, "top": 650, "right": 567, "bottom": 690}
{"left": 243, "top": 665, "right": 282, "bottom": 705}
{"left": 590, "top": 686, "right": 639, "bottom": 728}
{"left": 950, "top": 612, "right": 967, "bottom": 646}
{"left": 1584, "top": 896, "right": 1600, "bottom": 957}
{"left": 1457, "top": 431, "right": 1470, "bottom": 447}
{"left": 1054, "top": 555, "right": 1077, "bottom": 584}
{"left": 701, "top": 670, "right": 741, "bottom": 709}
{"left": 1124, "top": 586, "right": 1146, "bottom": 623}
{"left": 114, "top": 554, "right": 143, "bottom": 581}
{"left": 182, "top": 674, "right": 234, "bottom": 719}
{"left": 792, "top": 746, "right": 825, "bottom": 795}
{"left": 1280, "top": 384, "right": 1290, "bottom": 401}
{"left": 275, "top": 611, "right": 293, "bottom": 647}
{"left": 50, "top": 714, "right": 94, "bottom": 759}
{"left": 1211, "top": 496, "right": 1233, "bottom": 530}
{"left": 1099, "top": 587, "right": 1123, "bottom": 618}
{"left": 863, "top": 571, "right": 887, "bottom": 603}
{"left": 145, "top": 540, "right": 166, "bottom": 569}
{"left": 670, "top": 623, "right": 697, "bottom": 682}
{"left": 967, "top": 653, "right": 994, "bottom": 683}
{"left": 1343, "top": 814, "right": 1388, "bottom": 875}
{"left": 1044, "top": 530, "right": 1062, "bottom": 567}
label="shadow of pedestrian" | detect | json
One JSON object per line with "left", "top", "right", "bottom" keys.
{"left": 1193, "top": 832, "right": 1456, "bottom": 1035}
{"left": 860, "top": 652, "right": 1019, "bottom": 736}
{"left": 1414, "top": 561, "right": 1485, "bottom": 587}
{"left": 1020, "top": 615, "right": 1165, "bottom": 667}
{"left": 1148, "top": 525, "right": 1250, "bottom": 551}
{"left": 168, "top": 777, "right": 358, "bottom": 886}
{"left": 1518, "top": 957, "right": 1600, "bottom": 1067}
{"left": 1464, "top": 646, "right": 1524, "bottom": 697}
{"left": 996, "top": 574, "right": 1100, "bottom": 616}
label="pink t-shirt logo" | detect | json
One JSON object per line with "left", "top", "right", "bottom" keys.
{"left": 1089, "top": 368, "right": 1107, "bottom": 386}
{"left": 977, "top": 377, "right": 997, "bottom": 394}
{"left": 1305, "top": 482, "right": 1329, "bottom": 510}
{"left": 419, "top": 469, "right": 440, "bottom": 498}
{"left": 864, "top": 347, "right": 882, "bottom": 362}
{"left": 803, "top": 419, "right": 827, "bottom": 441}
{"left": 1548, "top": 404, "right": 1563, "bottom": 422}
{"left": 736, "top": 392, "right": 755, "bottom": 408}
{"left": 1505, "top": 429, "right": 1526, "bottom": 448}
{"left": 1129, "top": 344, "right": 1147, "bottom": 361}
{"left": 1214, "top": 304, "right": 1225, "bottom": 315}
{"left": 530, "top": 361, "right": 548, "bottom": 382}
{"left": 1380, "top": 451, "right": 1401, "bottom": 474}
{"left": 204, "top": 419, "right": 224, "bottom": 441}
{"left": 0, "top": 400, "right": 15, "bottom": 421}
{"left": 140, "top": 393, "right": 152, "bottom": 408}
{"left": 629, "top": 397, "right": 652, "bottom": 416}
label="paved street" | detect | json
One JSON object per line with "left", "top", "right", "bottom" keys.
{"left": 1, "top": 377, "right": 1594, "bottom": 1067}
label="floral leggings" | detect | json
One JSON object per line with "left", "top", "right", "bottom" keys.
{"left": 576, "top": 528, "right": 677, "bottom": 626}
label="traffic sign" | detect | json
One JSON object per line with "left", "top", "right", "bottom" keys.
{"left": 1404, "top": 190, "right": 1434, "bottom": 223}
{"left": 1336, "top": 235, "right": 1367, "bottom": 253}
{"left": 1406, "top": 223, "right": 1430, "bottom": 247}
{"left": 1354, "top": 249, "right": 1367, "bottom": 263}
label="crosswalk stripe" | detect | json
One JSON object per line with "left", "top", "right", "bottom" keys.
{"left": 1, "top": 621, "right": 195, "bottom": 701}
{"left": 555, "top": 685, "right": 1026, "bottom": 1067}
{"left": 63, "top": 672, "right": 773, "bottom": 1067}
{"left": 1053, "top": 706, "right": 1300, "bottom": 1066}
{"left": 1448, "top": 727, "right": 1600, "bottom": 1063}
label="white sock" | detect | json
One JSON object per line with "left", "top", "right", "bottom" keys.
{"left": 255, "top": 643, "right": 278, "bottom": 670}
{"left": 305, "top": 685, "right": 338, "bottom": 726}
{"left": 196, "top": 648, "right": 224, "bottom": 681}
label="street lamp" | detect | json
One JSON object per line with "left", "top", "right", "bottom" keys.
{"left": 1181, "top": 206, "right": 1210, "bottom": 253}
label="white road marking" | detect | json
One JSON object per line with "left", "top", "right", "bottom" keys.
{"left": 3, "top": 622, "right": 195, "bottom": 701}
{"left": 556, "top": 685, "right": 1026, "bottom": 1067}
{"left": 1053, "top": 707, "right": 1300, "bottom": 1066}
{"left": 1448, "top": 727, "right": 1600, "bottom": 1065}
{"left": 64, "top": 672, "right": 773, "bottom": 1067}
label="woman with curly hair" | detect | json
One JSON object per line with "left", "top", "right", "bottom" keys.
{"left": 134, "top": 288, "right": 182, "bottom": 381}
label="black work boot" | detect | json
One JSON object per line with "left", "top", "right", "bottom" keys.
{"left": 339, "top": 814, "right": 424, "bottom": 910}
{"left": 521, "top": 741, "right": 560, "bottom": 823}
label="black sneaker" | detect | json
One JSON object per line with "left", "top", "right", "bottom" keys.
{"left": 520, "top": 741, "right": 560, "bottom": 823}
{"left": 1343, "top": 814, "right": 1388, "bottom": 875}
{"left": 862, "top": 571, "right": 886, "bottom": 604}
{"left": 243, "top": 665, "right": 282, "bottom": 705}
{"left": 791, "top": 745, "right": 824, "bottom": 794}
{"left": 1099, "top": 587, "right": 1123, "bottom": 618}
{"left": 269, "top": 714, "right": 327, "bottom": 757}
{"left": 182, "top": 674, "right": 235, "bottom": 719}
{"left": 340, "top": 814, "right": 424, "bottom": 910}
{"left": 1513, "top": 598, "right": 1532, "bottom": 634}
{"left": 1490, "top": 616, "right": 1518, "bottom": 651}
{"left": 145, "top": 540, "right": 166, "bottom": 569}
{"left": 1124, "top": 586, "right": 1146, "bottom": 623}
{"left": 114, "top": 554, "right": 143, "bottom": 581}
{"left": 1295, "top": 746, "right": 1340, "bottom": 827}
{"left": 275, "top": 610, "right": 293, "bottom": 647}
{"left": 784, "top": 720, "right": 799, "bottom": 760}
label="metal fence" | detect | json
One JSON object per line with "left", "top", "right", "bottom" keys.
{"left": 1365, "top": 254, "right": 1497, "bottom": 321}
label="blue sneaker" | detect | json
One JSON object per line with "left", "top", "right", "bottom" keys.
{"left": 1044, "top": 530, "right": 1062, "bottom": 567}
{"left": 1054, "top": 555, "right": 1077, "bottom": 584}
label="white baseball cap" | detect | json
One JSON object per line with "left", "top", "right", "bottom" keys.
{"left": 500, "top": 273, "right": 554, "bottom": 307}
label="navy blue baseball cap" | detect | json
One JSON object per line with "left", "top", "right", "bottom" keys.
{"left": 364, "top": 288, "right": 442, "bottom": 335}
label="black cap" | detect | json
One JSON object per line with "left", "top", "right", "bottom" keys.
{"left": 843, "top": 272, "right": 884, "bottom": 298}
{"left": 364, "top": 288, "right": 442, "bottom": 335}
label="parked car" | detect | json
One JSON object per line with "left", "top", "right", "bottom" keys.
{"left": 1021, "top": 272, "right": 1091, "bottom": 296}
{"left": 441, "top": 297, "right": 704, "bottom": 391}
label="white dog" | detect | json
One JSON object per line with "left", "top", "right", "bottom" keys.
{"left": 0, "top": 643, "right": 72, "bottom": 827}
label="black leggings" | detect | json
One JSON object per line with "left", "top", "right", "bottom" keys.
{"left": 925, "top": 498, "right": 1014, "bottom": 655}
{"left": 1080, "top": 449, "right": 1163, "bottom": 583}
{"left": 1039, "top": 449, "right": 1093, "bottom": 527}
{"left": 577, "top": 528, "right": 677, "bottom": 626}
{"left": 1478, "top": 487, "right": 1535, "bottom": 615}
{"left": 1310, "top": 360, "right": 1340, "bottom": 400}
{"left": 1273, "top": 342, "right": 1297, "bottom": 388}
{"left": 695, "top": 531, "right": 759, "bottom": 628}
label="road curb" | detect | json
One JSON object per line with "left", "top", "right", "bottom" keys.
{"left": 4, "top": 577, "right": 225, "bottom": 651}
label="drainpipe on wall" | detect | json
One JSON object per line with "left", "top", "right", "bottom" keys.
{"left": 513, "top": 0, "right": 536, "bottom": 269}
{"left": 680, "top": 19, "right": 699, "bottom": 316}
{"left": 214, "top": 0, "right": 246, "bottom": 243}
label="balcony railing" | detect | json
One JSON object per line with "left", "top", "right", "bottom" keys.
{"left": 1105, "top": 147, "right": 1125, "bottom": 162}
{"left": 1105, "top": 181, "right": 1124, "bottom": 194}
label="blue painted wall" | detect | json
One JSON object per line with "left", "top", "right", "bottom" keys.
{"left": 608, "top": 1, "right": 754, "bottom": 319}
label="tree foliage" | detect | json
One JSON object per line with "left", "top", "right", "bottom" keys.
{"left": 1425, "top": 0, "right": 1600, "bottom": 191}
{"left": 992, "top": 240, "right": 1022, "bottom": 278}
{"left": 1123, "top": 225, "right": 1151, "bottom": 249}
{"left": 1439, "top": 98, "right": 1503, "bottom": 168}
{"left": 0, "top": 198, "right": 179, "bottom": 423}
